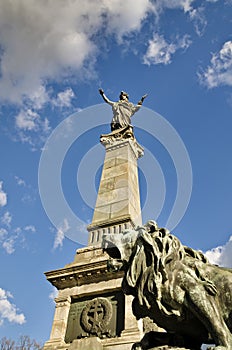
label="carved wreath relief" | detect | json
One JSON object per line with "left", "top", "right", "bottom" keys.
{"left": 80, "top": 297, "right": 113, "bottom": 337}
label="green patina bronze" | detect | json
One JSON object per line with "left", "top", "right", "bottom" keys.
{"left": 103, "top": 221, "right": 232, "bottom": 350}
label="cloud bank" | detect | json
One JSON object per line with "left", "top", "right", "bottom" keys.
{"left": 205, "top": 235, "right": 232, "bottom": 267}
{"left": 0, "top": 0, "right": 225, "bottom": 148}
{"left": 0, "top": 0, "right": 211, "bottom": 108}
{"left": 0, "top": 182, "right": 7, "bottom": 207}
{"left": 0, "top": 0, "right": 152, "bottom": 106}
{"left": 0, "top": 288, "right": 25, "bottom": 325}
{"left": 199, "top": 41, "right": 232, "bottom": 88}
{"left": 0, "top": 208, "right": 36, "bottom": 255}
{"left": 143, "top": 33, "right": 191, "bottom": 65}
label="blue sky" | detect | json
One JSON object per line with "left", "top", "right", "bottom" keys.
{"left": 0, "top": 0, "right": 232, "bottom": 344}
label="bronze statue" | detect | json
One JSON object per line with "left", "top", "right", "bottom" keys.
{"left": 103, "top": 221, "right": 232, "bottom": 350}
{"left": 99, "top": 89, "right": 148, "bottom": 131}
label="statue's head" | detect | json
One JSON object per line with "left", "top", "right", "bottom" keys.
{"left": 119, "top": 91, "right": 129, "bottom": 100}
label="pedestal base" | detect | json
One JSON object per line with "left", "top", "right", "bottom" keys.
{"left": 44, "top": 247, "right": 142, "bottom": 350}
{"left": 69, "top": 338, "right": 103, "bottom": 350}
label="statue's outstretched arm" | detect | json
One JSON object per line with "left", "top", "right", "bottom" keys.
{"left": 137, "top": 94, "right": 148, "bottom": 106}
{"left": 99, "top": 89, "right": 114, "bottom": 106}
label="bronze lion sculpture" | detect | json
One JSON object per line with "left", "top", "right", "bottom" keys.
{"left": 103, "top": 221, "right": 232, "bottom": 350}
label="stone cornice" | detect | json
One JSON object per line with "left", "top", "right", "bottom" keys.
{"left": 100, "top": 127, "right": 144, "bottom": 160}
{"left": 45, "top": 259, "right": 124, "bottom": 289}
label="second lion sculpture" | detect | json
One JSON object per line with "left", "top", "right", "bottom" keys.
{"left": 103, "top": 221, "right": 232, "bottom": 350}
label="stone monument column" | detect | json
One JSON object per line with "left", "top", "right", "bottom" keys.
{"left": 87, "top": 131, "right": 144, "bottom": 246}
{"left": 44, "top": 90, "right": 147, "bottom": 350}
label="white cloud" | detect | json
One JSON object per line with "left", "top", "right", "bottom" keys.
{"left": 154, "top": 0, "right": 194, "bottom": 13}
{"left": 14, "top": 227, "right": 22, "bottom": 235}
{"left": 199, "top": 41, "right": 232, "bottom": 88}
{"left": 2, "top": 238, "right": 15, "bottom": 255}
{"left": 0, "top": 0, "right": 152, "bottom": 107}
{"left": 24, "top": 225, "right": 36, "bottom": 233}
{"left": 0, "top": 0, "right": 211, "bottom": 114}
{"left": 0, "top": 225, "right": 36, "bottom": 254}
{"left": 153, "top": 1, "right": 206, "bottom": 36}
{"left": 21, "top": 193, "right": 36, "bottom": 204}
{"left": 28, "top": 85, "right": 49, "bottom": 110}
{"left": 0, "top": 228, "right": 11, "bottom": 254}
{"left": 15, "top": 109, "right": 40, "bottom": 131}
{"left": 0, "top": 0, "right": 157, "bottom": 147}
{"left": 0, "top": 288, "right": 25, "bottom": 325}
{"left": 143, "top": 33, "right": 191, "bottom": 65}
{"left": 1, "top": 212, "right": 12, "bottom": 228}
{"left": 14, "top": 176, "right": 37, "bottom": 202}
{"left": 14, "top": 109, "right": 51, "bottom": 149}
{"left": 52, "top": 88, "right": 75, "bottom": 108}
{"left": 0, "top": 228, "right": 7, "bottom": 240}
{"left": 205, "top": 235, "right": 232, "bottom": 267}
{"left": 53, "top": 219, "right": 70, "bottom": 250}
{"left": 14, "top": 176, "right": 26, "bottom": 187}
{"left": 0, "top": 182, "right": 7, "bottom": 207}
{"left": 49, "top": 287, "right": 58, "bottom": 302}
{"left": 205, "top": 246, "right": 223, "bottom": 266}
{"left": 100, "top": 0, "right": 153, "bottom": 42}
{"left": 188, "top": 6, "right": 207, "bottom": 37}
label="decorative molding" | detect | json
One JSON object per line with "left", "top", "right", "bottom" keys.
{"left": 100, "top": 125, "right": 135, "bottom": 146}
{"left": 100, "top": 127, "right": 144, "bottom": 160}
{"left": 87, "top": 215, "right": 136, "bottom": 232}
{"left": 45, "top": 258, "right": 124, "bottom": 289}
{"left": 54, "top": 296, "right": 71, "bottom": 307}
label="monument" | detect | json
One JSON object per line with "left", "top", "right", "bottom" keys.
{"left": 43, "top": 90, "right": 148, "bottom": 350}
{"left": 44, "top": 89, "right": 232, "bottom": 350}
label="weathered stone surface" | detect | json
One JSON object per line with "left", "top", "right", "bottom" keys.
{"left": 96, "top": 187, "right": 129, "bottom": 206}
{"left": 88, "top": 135, "right": 143, "bottom": 245}
{"left": 69, "top": 337, "right": 103, "bottom": 350}
{"left": 103, "top": 220, "right": 232, "bottom": 350}
{"left": 102, "top": 163, "right": 128, "bottom": 180}
{"left": 44, "top": 246, "right": 142, "bottom": 349}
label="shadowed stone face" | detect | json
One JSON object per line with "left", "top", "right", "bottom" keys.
{"left": 103, "top": 222, "right": 232, "bottom": 350}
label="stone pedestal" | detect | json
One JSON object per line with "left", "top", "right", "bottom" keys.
{"left": 44, "top": 128, "right": 145, "bottom": 350}
{"left": 69, "top": 337, "right": 103, "bottom": 350}
{"left": 44, "top": 246, "right": 142, "bottom": 350}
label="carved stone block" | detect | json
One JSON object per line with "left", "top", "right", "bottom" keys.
{"left": 65, "top": 291, "right": 124, "bottom": 342}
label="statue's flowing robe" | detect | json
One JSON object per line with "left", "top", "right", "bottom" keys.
{"left": 110, "top": 101, "right": 141, "bottom": 130}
